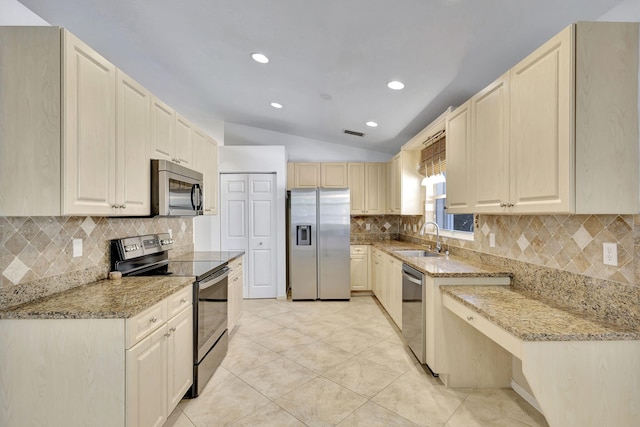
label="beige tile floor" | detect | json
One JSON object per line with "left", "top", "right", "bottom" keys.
{"left": 166, "top": 296, "right": 549, "bottom": 427}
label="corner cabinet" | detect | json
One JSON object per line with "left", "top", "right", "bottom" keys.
{"left": 447, "top": 22, "right": 639, "bottom": 214}
{"left": 387, "top": 151, "right": 424, "bottom": 215}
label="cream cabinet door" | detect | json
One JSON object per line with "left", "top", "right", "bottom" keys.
{"left": 321, "top": 162, "right": 348, "bottom": 188}
{"left": 470, "top": 72, "right": 510, "bottom": 213}
{"left": 294, "top": 163, "right": 320, "bottom": 188}
{"left": 350, "top": 246, "right": 369, "bottom": 291}
{"left": 348, "top": 163, "right": 365, "bottom": 214}
{"left": 365, "top": 163, "right": 386, "bottom": 214}
{"left": 151, "top": 96, "right": 174, "bottom": 162}
{"left": 191, "top": 128, "right": 207, "bottom": 174}
{"left": 116, "top": 70, "right": 151, "bottom": 216}
{"left": 509, "top": 25, "right": 573, "bottom": 214}
{"left": 205, "top": 136, "right": 219, "bottom": 215}
{"left": 445, "top": 100, "right": 471, "bottom": 213}
{"left": 166, "top": 307, "right": 192, "bottom": 412}
{"left": 286, "top": 162, "right": 295, "bottom": 190}
{"left": 391, "top": 258, "right": 403, "bottom": 329}
{"left": 388, "top": 155, "right": 401, "bottom": 213}
{"left": 62, "top": 30, "right": 117, "bottom": 215}
{"left": 126, "top": 326, "right": 168, "bottom": 427}
{"left": 175, "top": 113, "right": 193, "bottom": 167}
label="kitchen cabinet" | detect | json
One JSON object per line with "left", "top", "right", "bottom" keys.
{"left": 286, "top": 162, "right": 295, "bottom": 190}
{"left": 115, "top": 70, "right": 152, "bottom": 216}
{"left": 387, "top": 151, "right": 424, "bottom": 215}
{"left": 126, "top": 287, "right": 192, "bottom": 427}
{"left": 151, "top": 96, "right": 175, "bottom": 163}
{"left": 62, "top": 30, "right": 117, "bottom": 215}
{"left": 174, "top": 113, "right": 193, "bottom": 167}
{"left": 321, "top": 162, "right": 348, "bottom": 188}
{"left": 228, "top": 255, "right": 244, "bottom": 332}
{"left": 294, "top": 162, "right": 321, "bottom": 188}
{"left": 371, "top": 249, "right": 402, "bottom": 328}
{"left": 0, "top": 285, "right": 193, "bottom": 427}
{"left": 469, "top": 73, "right": 509, "bottom": 213}
{"left": 350, "top": 245, "right": 369, "bottom": 291}
{"left": 193, "top": 129, "right": 219, "bottom": 215}
{"left": 348, "top": 162, "right": 386, "bottom": 215}
{"left": 448, "top": 22, "right": 639, "bottom": 214}
{"left": 445, "top": 101, "right": 471, "bottom": 214}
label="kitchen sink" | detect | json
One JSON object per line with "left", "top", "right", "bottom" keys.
{"left": 394, "top": 249, "right": 441, "bottom": 257}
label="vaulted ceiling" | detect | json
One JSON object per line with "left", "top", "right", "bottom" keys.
{"left": 17, "top": 0, "right": 626, "bottom": 153}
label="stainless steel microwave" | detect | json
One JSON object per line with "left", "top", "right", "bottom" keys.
{"left": 151, "top": 159, "right": 204, "bottom": 216}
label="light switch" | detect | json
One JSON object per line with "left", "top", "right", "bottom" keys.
{"left": 73, "top": 238, "right": 82, "bottom": 257}
{"left": 413, "top": 224, "right": 417, "bottom": 232}
{"left": 366, "top": 223, "right": 370, "bottom": 230}
{"left": 168, "top": 229, "right": 173, "bottom": 238}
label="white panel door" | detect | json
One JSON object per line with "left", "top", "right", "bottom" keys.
{"left": 248, "top": 174, "right": 277, "bottom": 298}
{"left": 220, "top": 174, "right": 249, "bottom": 259}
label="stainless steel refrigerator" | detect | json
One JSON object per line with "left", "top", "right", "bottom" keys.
{"left": 289, "top": 188, "right": 350, "bottom": 300}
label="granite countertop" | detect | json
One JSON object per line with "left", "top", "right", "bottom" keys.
{"left": 171, "top": 250, "right": 245, "bottom": 263}
{"left": 442, "top": 285, "right": 640, "bottom": 341}
{"left": 0, "top": 276, "right": 195, "bottom": 320}
{"left": 363, "top": 240, "right": 512, "bottom": 279}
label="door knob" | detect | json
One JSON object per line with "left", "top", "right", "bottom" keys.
{"left": 259, "top": 242, "right": 263, "bottom": 246}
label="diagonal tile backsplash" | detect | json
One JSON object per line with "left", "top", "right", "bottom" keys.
{"left": 1, "top": 216, "right": 193, "bottom": 309}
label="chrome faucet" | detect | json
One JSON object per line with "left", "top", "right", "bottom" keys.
{"left": 420, "top": 221, "right": 441, "bottom": 253}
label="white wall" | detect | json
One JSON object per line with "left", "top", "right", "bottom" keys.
{"left": 216, "top": 146, "right": 288, "bottom": 299}
{"left": 225, "top": 122, "right": 392, "bottom": 162}
{"left": 0, "top": 0, "right": 49, "bottom": 25}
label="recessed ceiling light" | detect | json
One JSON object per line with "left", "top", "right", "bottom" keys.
{"left": 251, "top": 53, "right": 269, "bottom": 64}
{"left": 366, "top": 121, "right": 378, "bottom": 127}
{"left": 270, "top": 102, "right": 283, "bottom": 109}
{"left": 387, "top": 80, "right": 405, "bottom": 90}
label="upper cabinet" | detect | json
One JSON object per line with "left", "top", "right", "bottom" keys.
{"left": 293, "top": 163, "right": 321, "bottom": 188}
{"left": 348, "top": 162, "right": 385, "bottom": 215}
{"left": 0, "top": 26, "right": 220, "bottom": 217}
{"left": 447, "top": 22, "right": 639, "bottom": 215}
{"left": 387, "top": 151, "right": 423, "bottom": 215}
{"left": 445, "top": 100, "right": 471, "bottom": 213}
{"left": 192, "top": 129, "right": 218, "bottom": 215}
{"left": 115, "top": 70, "right": 152, "bottom": 216}
{"left": 321, "top": 163, "right": 348, "bottom": 188}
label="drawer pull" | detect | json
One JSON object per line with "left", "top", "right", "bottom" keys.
{"left": 467, "top": 316, "right": 474, "bottom": 321}
{"left": 180, "top": 298, "right": 187, "bottom": 303}
{"left": 150, "top": 316, "right": 158, "bottom": 323}
{"left": 170, "top": 327, "right": 177, "bottom": 332}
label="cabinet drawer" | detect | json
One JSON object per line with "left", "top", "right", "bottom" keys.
{"left": 442, "top": 293, "right": 522, "bottom": 359}
{"left": 167, "top": 285, "right": 193, "bottom": 319}
{"left": 350, "top": 245, "right": 368, "bottom": 255}
{"left": 126, "top": 299, "right": 168, "bottom": 349}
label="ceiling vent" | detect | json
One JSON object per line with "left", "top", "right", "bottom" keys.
{"left": 343, "top": 129, "right": 365, "bottom": 137}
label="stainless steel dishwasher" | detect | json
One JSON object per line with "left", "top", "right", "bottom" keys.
{"left": 402, "top": 263, "right": 426, "bottom": 365}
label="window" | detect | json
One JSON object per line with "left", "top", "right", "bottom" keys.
{"left": 431, "top": 177, "right": 474, "bottom": 235}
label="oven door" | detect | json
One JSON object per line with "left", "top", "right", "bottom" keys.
{"left": 196, "top": 267, "right": 230, "bottom": 362}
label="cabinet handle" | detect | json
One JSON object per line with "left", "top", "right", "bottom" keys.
{"left": 180, "top": 298, "right": 187, "bottom": 303}
{"left": 150, "top": 316, "right": 158, "bottom": 323}
{"left": 111, "top": 204, "right": 118, "bottom": 209}
{"left": 507, "top": 203, "right": 514, "bottom": 207}
{"left": 499, "top": 203, "right": 506, "bottom": 208}
{"left": 467, "top": 316, "right": 473, "bottom": 321}
{"left": 170, "top": 327, "right": 177, "bottom": 332}
{"left": 121, "top": 204, "right": 126, "bottom": 209}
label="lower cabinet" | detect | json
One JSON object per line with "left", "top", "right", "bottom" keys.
{"left": 371, "top": 249, "right": 402, "bottom": 329}
{"left": 350, "top": 245, "right": 370, "bottom": 291}
{"left": 0, "top": 286, "right": 193, "bottom": 427}
{"left": 228, "top": 255, "right": 244, "bottom": 332}
{"left": 126, "top": 288, "right": 193, "bottom": 427}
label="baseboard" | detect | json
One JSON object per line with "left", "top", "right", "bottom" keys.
{"left": 511, "top": 379, "right": 544, "bottom": 415}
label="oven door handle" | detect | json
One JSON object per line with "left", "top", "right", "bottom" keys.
{"left": 198, "top": 267, "right": 231, "bottom": 290}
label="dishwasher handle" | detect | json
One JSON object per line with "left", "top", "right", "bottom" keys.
{"left": 402, "top": 271, "right": 423, "bottom": 286}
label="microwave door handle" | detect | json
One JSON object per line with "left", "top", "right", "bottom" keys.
{"left": 190, "top": 185, "right": 197, "bottom": 210}
{"left": 198, "top": 185, "right": 203, "bottom": 209}
{"left": 191, "top": 184, "right": 203, "bottom": 210}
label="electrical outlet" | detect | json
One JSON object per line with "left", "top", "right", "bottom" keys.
{"left": 603, "top": 243, "right": 618, "bottom": 266}
{"left": 413, "top": 224, "right": 417, "bottom": 232}
{"left": 403, "top": 224, "right": 407, "bottom": 231}
{"left": 365, "top": 223, "right": 370, "bottom": 231}
{"left": 489, "top": 233, "right": 496, "bottom": 248}
{"left": 73, "top": 238, "right": 82, "bottom": 258}
{"left": 168, "top": 229, "right": 173, "bottom": 238}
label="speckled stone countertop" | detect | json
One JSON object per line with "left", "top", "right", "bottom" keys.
{"left": 0, "top": 276, "right": 194, "bottom": 320}
{"left": 442, "top": 285, "right": 640, "bottom": 341}
{"left": 360, "top": 240, "right": 512, "bottom": 279}
{"left": 171, "top": 250, "right": 245, "bottom": 263}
